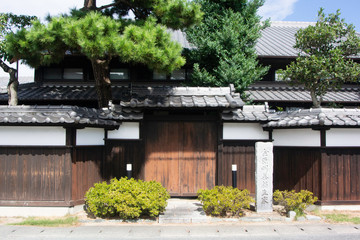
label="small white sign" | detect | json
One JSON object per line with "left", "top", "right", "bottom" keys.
{"left": 126, "top": 164, "right": 132, "bottom": 171}
{"left": 232, "top": 164, "right": 237, "bottom": 171}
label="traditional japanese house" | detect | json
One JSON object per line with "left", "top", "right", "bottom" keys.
{"left": 0, "top": 22, "right": 359, "bottom": 215}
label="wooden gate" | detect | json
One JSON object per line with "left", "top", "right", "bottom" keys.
{"left": 143, "top": 120, "right": 216, "bottom": 196}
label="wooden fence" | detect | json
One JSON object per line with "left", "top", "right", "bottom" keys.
{"left": 218, "top": 141, "right": 256, "bottom": 193}
{"left": 1, "top": 143, "right": 359, "bottom": 206}
{"left": 0, "top": 147, "right": 72, "bottom": 206}
{"left": 274, "top": 147, "right": 360, "bottom": 204}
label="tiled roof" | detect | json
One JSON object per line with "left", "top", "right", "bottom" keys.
{"left": 256, "top": 21, "right": 315, "bottom": 57}
{"left": 167, "top": 21, "right": 317, "bottom": 57}
{"left": 223, "top": 106, "right": 360, "bottom": 128}
{"left": 120, "top": 85, "right": 243, "bottom": 108}
{"left": 100, "top": 105, "right": 143, "bottom": 121}
{"left": 222, "top": 105, "right": 279, "bottom": 122}
{"left": 264, "top": 108, "right": 360, "bottom": 128}
{"left": 247, "top": 82, "right": 360, "bottom": 104}
{"left": 0, "top": 83, "right": 244, "bottom": 109}
{"left": 168, "top": 29, "right": 195, "bottom": 49}
{"left": 0, "top": 105, "right": 123, "bottom": 127}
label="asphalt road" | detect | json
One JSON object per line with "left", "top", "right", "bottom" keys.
{"left": 1, "top": 223, "right": 360, "bottom": 240}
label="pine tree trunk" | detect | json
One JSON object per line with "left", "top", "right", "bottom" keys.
{"left": 91, "top": 59, "right": 112, "bottom": 108}
{"left": 83, "top": 0, "right": 97, "bottom": 10}
{"left": 0, "top": 59, "right": 18, "bottom": 106}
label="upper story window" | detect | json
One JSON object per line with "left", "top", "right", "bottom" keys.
{"left": 152, "top": 69, "right": 188, "bottom": 81}
{"left": 63, "top": 68, "right": 83, "bottom": 80}
{"left": 43, "top": 67, "right": 83, "bottom": 81}
{"left": 43, "top": 68, "right": 62, "bottom": 80}
{"left": 170, "top": 69, "right": 186, "bottom": 80}
{"left": 153, "top": 71, "right": 167, "bottom": 80}
{"left": 110, "top": 68, "right": 129, "bottom": 80}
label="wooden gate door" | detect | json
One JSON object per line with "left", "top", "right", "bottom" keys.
{"left": 144, "top": 120, "right": 216, "bottom": 196}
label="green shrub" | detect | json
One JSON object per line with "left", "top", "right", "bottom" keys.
{"left": 197, "top": 186, "right": 254, "bottom": 217}
{"left": 273, "top": 189, "right": 318, "bottom": 216}
{"left": 85, "top": 177, "right": 170, "bottom": 219}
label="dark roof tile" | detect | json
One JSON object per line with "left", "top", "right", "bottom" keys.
{"left": 247, "top": 82, "right": 360, "bottom": 104}
{"left": 0, "top": 105, "right": 129, "bottom": 127}
{"left": 0, "top": 84, "right": 243, "bottom": 109}
{"left": 264, "top": 108, "right": 360, "bottom": 128}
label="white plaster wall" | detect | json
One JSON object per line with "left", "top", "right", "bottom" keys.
{"left": 273, "top": 129, "right": 320, "bottom": 147}
{"left": 223, "top": 123, "right": 269, "bottom": 140}
{"left": 0, "top": 126, "right": 65, "bottom": 146}
{"left": 76, "top": 128, "right": 105, "bottom": 146}
{"left": 107, "top": 122, "right": 140, "bottom": 139}
{"left": 326, "top": 129, "right": 360, "bottom": 147}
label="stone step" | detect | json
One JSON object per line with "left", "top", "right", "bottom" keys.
{"left": 159, "top": 198, "right": 209, "bottom": 224}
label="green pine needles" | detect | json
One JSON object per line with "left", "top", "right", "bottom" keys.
{"left": 5, "top": 1, "right": 203, "bottom": 108}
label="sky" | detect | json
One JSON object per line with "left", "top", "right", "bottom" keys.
{"left": 2, "top": 0, "right": 360, "bottom": 78}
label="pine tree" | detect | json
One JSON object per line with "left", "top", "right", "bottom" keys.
{"left": 6, "top": 1, "right": 202, "bottom": 108}
{"left": 185, "top": 0, "right": 269, "bottom": 96}
{"left": 0, "top": 13, "right": 36, "bottom": 105}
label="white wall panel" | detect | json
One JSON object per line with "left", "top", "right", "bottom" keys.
{"left": 76, "top": 128, "right": 104, "bottom": 146}
{"left": 223, "top": 123, "right": 269, "bottom": 140}
{"left": 107, "top": 122, "right": 140, "bottom": 139}
{"left": 0, "top": 126, "right": 66, "bottom": 146}
{"left": 327, "top": 129, "right": 360, "bottom": 147}
{"left": 273, "top": 129, "right": 320, "bottom": 147}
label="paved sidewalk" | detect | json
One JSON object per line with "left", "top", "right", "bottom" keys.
{"left": 1, "top": 223, "right": 360, "bottom": 239}
{"left": 1, "top": 198, "right": 358, "bottom": 239}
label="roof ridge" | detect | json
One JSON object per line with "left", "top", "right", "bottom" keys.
{"left": 269, "top": 21, "right": 316, "bottom": 28}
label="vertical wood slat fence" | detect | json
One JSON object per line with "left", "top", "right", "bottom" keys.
{"left": 0, "top": 147, "right": 72, "bottom": 206}
{"left": 217, "top": 142, "right": 256, "bottom": 193}
{"left": 273, "top": 147, "right": 321, "bottom": 198}
{"left": 71, "top": 146, "right": 104, "bottom": 204}
{"left": 274, "top": 147, "right": 360, "bottom": 204}
{"left": 321, "top": 148, "right": 360, "bottom": 204}
{"left": 1, "top": 144, "right": 359, "bottom": 206}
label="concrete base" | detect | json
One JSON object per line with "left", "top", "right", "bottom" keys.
{"left": 319, "top": 205, "right": 360, "bottom": 211}
{"left": 0, "top": 205, "right": 85, "bottom": 217}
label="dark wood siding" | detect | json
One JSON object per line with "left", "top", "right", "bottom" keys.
{"left": 274, "top": 147, "right": 360, "bottom": 204}
{"left": 218, "top": 142, "right": 255, "bottom": 193}
{"left": 71, "top": 146, "right": 104, "bottom": 203}
{"left": 273, "top": 147, "right": 321, "bottom": 199}
{"left": 321, "top": 148, "right": 360, "bottom": 203}
{"left": 104, "top": 140, "right": 144, "bottom": 180}
{"left": 0, "top": 147, "right": 71, "bottom": 206}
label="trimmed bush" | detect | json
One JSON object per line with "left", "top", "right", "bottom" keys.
{"left": 85, "top": 177, "right": 170, "bottom": 219}
{"left": 197, "top": 186, "right": 254, "bottom": 217}
{"left": 273, "top": 189, "right": 318, "bottom": 216}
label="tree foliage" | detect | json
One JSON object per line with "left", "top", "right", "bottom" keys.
{"left": 6, "top": 1, "right": 202, "bottom": 108}
{"left": 0, "top": 13, "right": 36, "bottom": 106}
{"left": 281, "top": 8, "right": 360, "bottom": 108}
{"left": 185, "top": 0, "right": 269, "bottom": 96}
{"left": 99, "top": 0, "right": 203, "bottom": 29}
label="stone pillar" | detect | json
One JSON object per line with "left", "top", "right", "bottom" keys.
{"left": 255, "top": 142, "right": 273, "bottom": 213}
